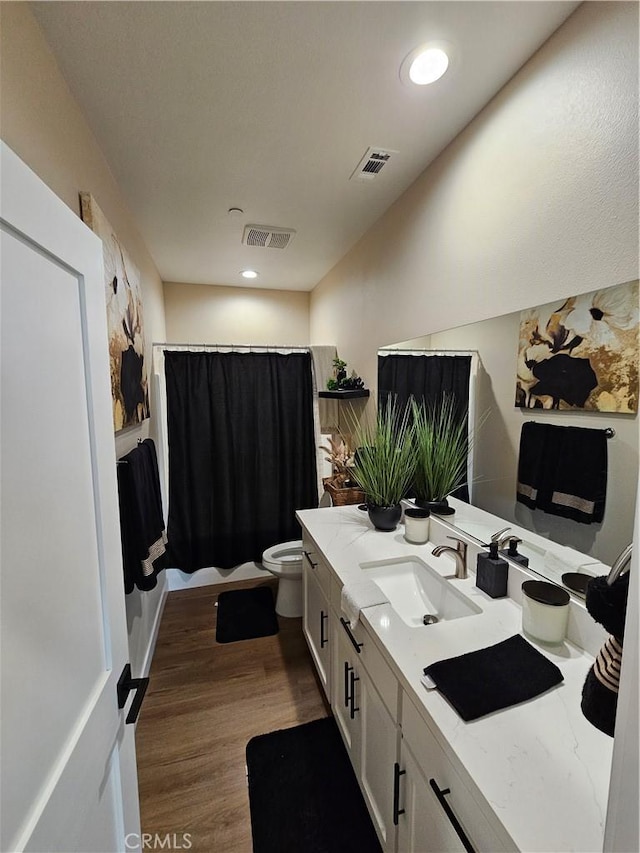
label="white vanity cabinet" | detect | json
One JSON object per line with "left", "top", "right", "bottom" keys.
{"left": 301, "top": 540, "right": 331, "bottom": 700}
{"left": 331, "top": 614, "right": 400, "bottom": 852}
{"left": 397, "top": 695, "right": 508, "bottom": 853}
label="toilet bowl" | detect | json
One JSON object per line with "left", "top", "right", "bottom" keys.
{"left": 261, "top": 540, "right": 304, "bottom": 618}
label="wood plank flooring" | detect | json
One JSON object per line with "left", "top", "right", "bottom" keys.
{"left": 135, "top": 578, "right": 329, "bottom": 852}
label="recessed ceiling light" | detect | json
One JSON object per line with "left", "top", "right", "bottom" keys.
{"left": 241, "top": 269, "right": 258, "bottom": 279}
{"left": 400, "top": 44, "right": 450, "bottom": 86}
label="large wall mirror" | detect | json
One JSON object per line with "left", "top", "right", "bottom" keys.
{"left": 381, "top": 280, "right": 639, "bottom": 580}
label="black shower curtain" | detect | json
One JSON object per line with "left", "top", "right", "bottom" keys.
{"left": 378, "top": 353, "right": 472, "bottom": 501}
{"left": 165, "top": 350, "right": 318, "bottom": 572}
{"left": 378, "top": 354, "right": 471, "bottom": 420}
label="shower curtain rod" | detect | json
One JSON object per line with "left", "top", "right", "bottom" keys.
{"left": 152, "top": 341, "right": 310, "bottom": 352}
{"left": 378, "top": 348, "right": 479, "bottom": 355}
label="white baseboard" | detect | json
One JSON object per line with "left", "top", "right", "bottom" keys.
{"left": 167, "top": 561, "right": 268, "bottom": 591}
{"left": 139, "top": 582, "right": 168, "bottom": 678}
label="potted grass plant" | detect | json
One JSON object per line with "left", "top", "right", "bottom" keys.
{"left": 410, "top": 395, "right": 472, "bottom": 515}
{"left": 347, "top": 397, "right": 417, "bottom": 531}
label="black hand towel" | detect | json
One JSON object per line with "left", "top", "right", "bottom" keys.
{"left": 516, "top": 422, "right": 607, "bottom": 524}
{"left": 117, "top": 438, "right": 168, "bottom": 593}
{"left": 424, "top": 634, "right": 563, "bottom": 721}
{"left": 548, "top": 425, "right": 607, "bottom": 523}
{"left": 516, "top": 421, "right": 550, "bottom": 509}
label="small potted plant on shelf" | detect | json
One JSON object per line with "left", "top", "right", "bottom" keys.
{"left": 346, "top": 397, "right": 417, "bottom": 531}
{"left": 410, "top": 395, "right": 475, "bottom": 515}
{"left": 319, "top": 436, "right": 365, "bottom": 506}
{"left": 326, "top": 355, "right": 366, "bottom": 392}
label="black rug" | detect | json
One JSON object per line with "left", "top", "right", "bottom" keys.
{"left": 215, "top": 586, "right": 279, "bottom": 643}
{"left": 246, "top": 717, "right": 382, "bottom": 853}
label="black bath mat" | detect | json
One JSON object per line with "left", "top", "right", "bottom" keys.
{"left": 215, "top": 586, "right": 279, "bottom": 643}
{"left": 246, "top": 717, "right": 381, "bottom": 853}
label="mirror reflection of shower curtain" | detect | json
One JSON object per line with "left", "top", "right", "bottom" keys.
{"left": 164, "top": 350, "right": 318, "bottom": 572}
{"left": 377, "top": 352, "right": 477, "bottom": 503}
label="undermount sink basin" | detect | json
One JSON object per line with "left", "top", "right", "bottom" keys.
{"left": 359, "top": 556, "right": 482, "bottom": 628}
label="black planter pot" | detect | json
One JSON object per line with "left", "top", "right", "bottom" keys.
{"left": 414, "top": 497, "right": 456, "bottom": 516}
{"left": 367, "top": 504, "right": 402, "bottom": 531}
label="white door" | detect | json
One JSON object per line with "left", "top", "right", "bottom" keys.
{"left": 0, "top": 142, "right": 141, "bottom": 853}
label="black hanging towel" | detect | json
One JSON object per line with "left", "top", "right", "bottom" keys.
{"left": 117, "top": 438, "right": 168, "bottom": 593}
{"left": 516, "top": 422, "right": 607, "bottom": 524}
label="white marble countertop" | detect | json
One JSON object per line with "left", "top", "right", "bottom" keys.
{"left": 297, "top": 504, "right": 613, "bottom": 853}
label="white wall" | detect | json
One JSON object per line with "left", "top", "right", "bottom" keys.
{"left": 310, "top": 2, "right": 639, "bottom": 388}
{"left": 164, "top": 281, "right": 310, "bottom": 346}
{"left": 1, "top": 3, "right": 168, "bottom": 677}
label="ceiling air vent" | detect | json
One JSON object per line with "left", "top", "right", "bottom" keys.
{"left": 350, "top": 146, "right": 399, "bottom": 182}
{"left": 242, "top": 224, "right": 296, "bottom": 249}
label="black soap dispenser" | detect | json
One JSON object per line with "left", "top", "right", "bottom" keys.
{"left": 476, "top": 541, "right": 509, "bottom": 598}
{"left": 501, "top": 537, "right": 529, "bottom": 567}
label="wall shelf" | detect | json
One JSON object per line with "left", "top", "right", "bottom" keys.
{"left": 319, "top": 389, "right": 370, "bottom": 399}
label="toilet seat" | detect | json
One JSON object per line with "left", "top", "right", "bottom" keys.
{"left": 262, "top": 540, "right": 304, "bottom": 576}
{"left": 261, "top": 540, "right": 304, "bottom": 617}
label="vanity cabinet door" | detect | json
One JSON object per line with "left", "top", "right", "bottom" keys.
{"left": 400, "top": 696, "right": 507, "bottom": 853}
{"left": 358, "top": 671, "right": 399, "bottom": 853}
{"left": 302, "top": 556, "right": 331, "bottom": 701}
{"left": 330, "top": 616, "right": 361, "bottom": 765}
{"left": 398, "top": 742, "right": 467, "bottom": 853}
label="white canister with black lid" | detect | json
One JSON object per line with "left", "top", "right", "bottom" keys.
{"left": 521, "top": 580, "right": 570, "bottom": 644}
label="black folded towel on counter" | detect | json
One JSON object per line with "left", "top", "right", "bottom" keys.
{"left": 423, "top": 634, "right": 563, "bottom": 722}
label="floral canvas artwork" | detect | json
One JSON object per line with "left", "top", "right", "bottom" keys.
{"left": 516, "top": 281, "right": 639, "bottom": 412}
{"left": 80, "top": 193, "right": 150, "bottom": 430}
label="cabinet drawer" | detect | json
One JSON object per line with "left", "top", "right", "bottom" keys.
{"left": 302, "top": 539, "right": 331, "bottom": 596}
{"left": 402, "top": 696, "right": 506, "bottom": 853}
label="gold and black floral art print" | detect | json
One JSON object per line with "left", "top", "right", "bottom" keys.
{"left": 516, "top": 281, "right": 639, "bottom": 412}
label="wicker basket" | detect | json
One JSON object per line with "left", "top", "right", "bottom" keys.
{"left": 323, "top": 477, "right": 365, "bottom": 507}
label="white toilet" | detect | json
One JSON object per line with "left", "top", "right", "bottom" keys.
{"left": 261, "top": 539, "right": 304, "bottom": 618}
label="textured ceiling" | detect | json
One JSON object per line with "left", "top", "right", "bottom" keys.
{"left": 32, "top": 1, "right": 579, "bottom": 290}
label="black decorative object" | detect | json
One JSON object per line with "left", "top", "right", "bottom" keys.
{"left": 215, "top": 586, "right": 279, "bottom": 644}
{"left": 581, "top": 572, "right": 629, "bottom": 736}
{"left": 367, "top": 504, "right": 402, "bottom": 531}
{"left": 246, "top": 717, "right": 381, "bottom": 853}
{"left": 415, "top": 497, "right": 456, "bottom": 516}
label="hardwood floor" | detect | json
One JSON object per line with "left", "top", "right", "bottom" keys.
{"left": 135, "top": 578, "right": 329, "bottom": 852}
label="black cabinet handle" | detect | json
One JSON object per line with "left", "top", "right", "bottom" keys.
{"left": 344, "top": 661, "right": 352, "bottom": 708}
{"left": 349, "top": 670, "right": 360, "bottom": 719}
{"left": 393, "top": 762, "right": 406, "bottom": 825}
{"left": 320, "top": 610, "right": 328, "bottom": 648}
{"left": 339, "top": 617, "right": 363, "bottom": 654}
{"left": 303, "top": 550, "right": 318, "bottom": 569}
{"left": 429, "top": 778, "right": 475, "bottom": 853}
{"left": 117, "top": 663, "right": 149, "bottom": 725}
